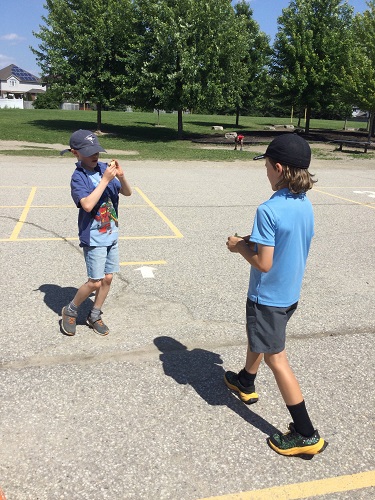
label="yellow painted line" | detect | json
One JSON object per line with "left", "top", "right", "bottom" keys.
{"left": 0, "top": 235, "right": 181, "bottom": 243}
{"left": 201, "top": 470, "right": 375, "bottom": 500}
{"left": 119, "top": 235, "right": 181, "bottom": 240}
{"left": 0, "top": 237, "right": 78, "bottom": 242}
{"left": 135, "top": 187, "right": 184, "bottom": 238}
{"left": 9, "top": 187, "right": 37, "bottom": 240}
{"left": 2, "top": 185, "right": 183, "bottom": 241}
{"left": 0, "top": 204, "right": 147, "bottom": 209}
{"left": 120, "top": 260, "right": 167, "bottom": 266}
{"left": 1, "top": 204, "right": 76, "bottom": 209}
{"left": 313, "top": 188, "right": 375, "bottom": 210}
{"left": 0, "top": 186, "right": 65, "bottom": 189}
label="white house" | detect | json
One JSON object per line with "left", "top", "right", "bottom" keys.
{"left": 0, "top": 64, "right": 46, "bottom": 108}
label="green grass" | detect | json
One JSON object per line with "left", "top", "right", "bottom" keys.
{"left": 0, "top": 108, "right": 370, "bottom": 161}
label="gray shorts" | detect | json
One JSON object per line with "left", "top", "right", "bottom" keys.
{"left": 246, "top": 299, "right": 298, "bottom": 354}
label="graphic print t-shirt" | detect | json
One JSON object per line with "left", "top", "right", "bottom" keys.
{"left": 87, "top": 170, "right": 118, "bottom": 246}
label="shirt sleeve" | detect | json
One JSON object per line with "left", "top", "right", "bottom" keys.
{"left": 250, "top": 204, "right": 276, "bottom": 247}
{"left": 71, "top": 171, "right": 91, "bottom": 208}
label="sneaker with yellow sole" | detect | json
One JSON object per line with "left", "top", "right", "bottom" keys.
{"left": 224, "top": 371, "right": 259, "bottom": 404}
{"left": 268, "top": 423, "right": 328, "bottom": 457}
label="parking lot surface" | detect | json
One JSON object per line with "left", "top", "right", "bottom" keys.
{"left": 0, "top": 152, "right": 374, "bottom": 499}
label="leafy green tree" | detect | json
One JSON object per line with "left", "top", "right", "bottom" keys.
{"left": 341, "top": 0, "right": 375, "bottom": 138}
{"left": 31, "top": 0, "right": 135, "bottom": 131}
{"left": 32, "top": 87, "right": 63, "bottom": 109}
{"left": 233, "top": 1, "right": 271, "bottom": 126}
{"left": 271, "top": 0, "right": 353, "bottom": 133}
{"left": 133, "top": 0, "right": 249, "bottom": 137}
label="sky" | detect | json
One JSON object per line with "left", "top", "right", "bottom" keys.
{"left": 0, "top": 0, "right": 370, "bottom": 77}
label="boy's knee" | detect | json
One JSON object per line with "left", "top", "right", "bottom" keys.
{"left": 88, "top": 278, "right": 103, "bottom": 291}
{"left": 264, "top": 353, "right": 273, "bottom": 368}
{"left": 103, "top": 273, "right": 113, "bottom": 286}
{"left": 264, "top": 351, "right": 286, "bottom": 370}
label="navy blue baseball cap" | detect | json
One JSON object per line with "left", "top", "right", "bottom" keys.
{"left": 60, "top": 129, "right": 106, "bottom": 156}
{"left": 253, "top": 134, "right": 311, "bottom": 169}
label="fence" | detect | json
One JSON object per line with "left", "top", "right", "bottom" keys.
{"left": 0, "top": 98, "right": 24, "bottom": 109}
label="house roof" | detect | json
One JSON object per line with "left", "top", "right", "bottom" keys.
{"left": 0, "top": 64, "right": 40, "bottom": 83}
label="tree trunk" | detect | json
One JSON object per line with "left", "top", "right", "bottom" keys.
{"left": 177, "top": 109, "right": 183, "bottom": 139}
{"left": 96, "top": 103, "right": 102, "bottom": 132}
{"left": 369, "top": 111, "right": 375, "bottom": 139}
{"left": 175, "top": 53, "right": 184, "bottom": 140}
{"left": 235, "top": 105, "right": 240, "bottom": 127}
{"left": 305, "top": 106, "right": 311, "bottom": 134}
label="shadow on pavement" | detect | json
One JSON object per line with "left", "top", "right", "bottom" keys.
{"left": 36, "top": 283, "right": 94, "bottom": 325}
{"left": 154, "top": 335, "right": 280, "bottom": 436}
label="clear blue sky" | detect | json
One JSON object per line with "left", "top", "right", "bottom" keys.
{"left": 0, "top": 0, "right": 370, "bottom": 77}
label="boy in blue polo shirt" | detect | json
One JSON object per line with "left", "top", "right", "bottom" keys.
{"left": 60, "top": 130, "right": 132, "bottom": 336}
{"left": 225, "top": 134, "right": 328, "bottom": 457}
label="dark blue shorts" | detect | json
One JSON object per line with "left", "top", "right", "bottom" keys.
{"left": 246, "top": 298, "right": 298, "bottom": 354}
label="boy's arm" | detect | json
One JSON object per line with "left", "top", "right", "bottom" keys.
{"left": 79, "top": 163, "right": 117, "bottom": 213}
{"left": 226, "top": 236, "right": 274, "bottom": 272}
{"left": 112, "top": 159, "right": 132, "bottom": 196}
{"left": 117, "top": 174, "right": 132, "bottom": 196}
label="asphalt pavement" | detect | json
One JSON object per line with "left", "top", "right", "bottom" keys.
{"left": 0, "top": 152, "right": 374, "bottom": 499}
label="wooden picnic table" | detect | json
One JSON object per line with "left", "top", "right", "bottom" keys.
{"left": 331, "top": 139, "right": 372, "bottom": 153}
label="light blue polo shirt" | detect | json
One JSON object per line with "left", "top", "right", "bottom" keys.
{"left": 248, "top": 188, "right": 314, "bottom": 307}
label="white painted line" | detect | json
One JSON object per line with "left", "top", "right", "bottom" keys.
{"left": 135, "top": 266, "right": 157, "bottom": 278}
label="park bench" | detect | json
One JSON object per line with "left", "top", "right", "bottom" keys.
{"left": 331, "top": 139, "right": 372, "bottom": 153}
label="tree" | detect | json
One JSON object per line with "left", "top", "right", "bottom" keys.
{"left": 32, "top": 87, "right": 63, "bottom": 109}
{"left": 31, "top": 0, "right": 136, "bottom": 131}
{"left": 133, "top": 0, "right": 249, "bottom": 138}
{"left": 233, "top": 1, "right": 271, "bottom": 126}
{"left": 341, "top": 1, "right": 375, "bottom": 139}
{"left": 270, "top": 0, "right": 353, "bottom": 133}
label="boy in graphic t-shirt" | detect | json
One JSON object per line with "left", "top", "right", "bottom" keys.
{"left": 60, "top": 129, "right": 132, "bottom": 336}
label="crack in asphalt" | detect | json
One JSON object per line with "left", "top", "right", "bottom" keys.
{"left": 1, "top": 328, "right": 372, "bottom": 372}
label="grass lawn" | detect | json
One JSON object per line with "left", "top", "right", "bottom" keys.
{"left": 0, "top": 109, "right": 370, "bottom": 161}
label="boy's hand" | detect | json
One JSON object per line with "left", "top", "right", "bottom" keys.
{"left": 108, "top": 159, "right": 124, "bottom": 178}
{"left": 103, "top": 160, "right": 117, "bottom": 181}
{"left": 235, "top": 233, "right": 250, "bottom": 243}
{"left": 226, "top": 235, "right": 244, "bottom": 253}
{"left": 227, "top": 234, "right": 255, "bottom": 253}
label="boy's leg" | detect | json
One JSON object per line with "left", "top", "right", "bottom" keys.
{"left": 264, "top": 350, "right": 303, "bottom": 406}
{"left": 264, "top": 349, "right": 313, "bottom": 433}
{"left": 265, "top": 350, "right": 327, "bottom": 456}
{"left": 92, "top": 273, "right": 113, "bottom": 311}
{"left": 72, "top": 280, "right": 101, "bottom": 308}
{"left": 86, "top": 274, "right": 113, "bottom": 336}
{"left": 85, "top": 243, "right": 118, "bottom": 335}
{"left": 224, "top": 345, "right": 262, "bottom": 404}
{"left": 245, "top": 345, "right": 263, "bottom": 374}
{"left": 224, "top": 299, "right": 264, "bottom": 404}
{"left": 61, "top": 280, "right": 100, "bottom": 336}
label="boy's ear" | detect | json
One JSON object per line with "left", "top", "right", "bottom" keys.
{"left": 275, "top": 162, "right": 284, "bottom": 175}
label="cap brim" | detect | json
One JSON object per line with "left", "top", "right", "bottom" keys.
{"left": 253, "top": 154, "right": 266, "bottom": 161}
{"left": 60, "top": 148, "right": 71, "bottom": 156}
{"left": 79, "top": 146, "right": 107, "bottom": 156}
